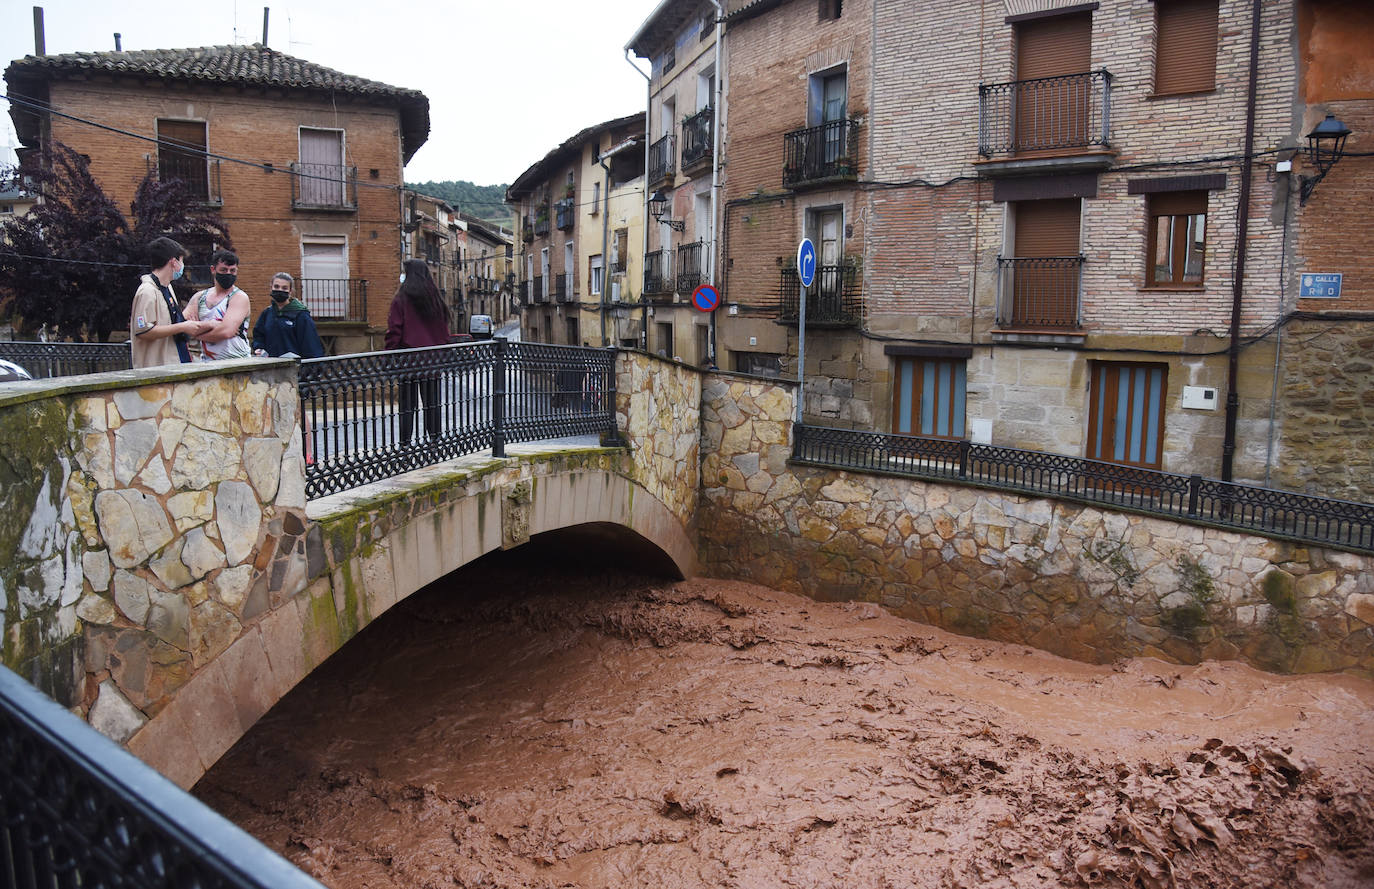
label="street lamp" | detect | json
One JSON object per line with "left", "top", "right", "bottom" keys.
{"left": 648, "top": 189, "right": 686, "bottom": 232}
{"left": 1300, "top": 113, "right": 1352, "bottom": 205}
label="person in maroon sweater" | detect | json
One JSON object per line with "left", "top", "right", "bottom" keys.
{"left": 385, "top": 259, "right": 452, "bottom": 444}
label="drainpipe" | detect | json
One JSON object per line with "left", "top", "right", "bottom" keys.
{"left": 1221, "top": 0, "right": 1262, "bottom": 482}
{"left": 707, "top": 0, "right": 724, "bottom": 367}
{"left": 625, "top": 48, "right": 652, "bottom": 351}
{"left": 598, "top": 153, "right": 612, "bottom": 348}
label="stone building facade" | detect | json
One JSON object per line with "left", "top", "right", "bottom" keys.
{"left": 4, "top": 45, "right": 429, "bottom": 353}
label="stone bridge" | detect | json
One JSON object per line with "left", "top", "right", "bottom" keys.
{"left": 3, "top": 353, "right": 1372, "bottom": 788}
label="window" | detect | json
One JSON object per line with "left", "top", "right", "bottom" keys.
{"left": 298, "top": 127, "right": 346, "bottom": 206}
{"left": 808, "top": 67, "right": 847, "bottom": 127}
{"left": 156, "top": 119, "right": 209, "bottom": 201}
{"left": 819, "top": 0, "right": 842, "bottom": 20}
{"left": 592, "top": 181, "right": 601, "bottom": 214}
{"left": 1087, "top": 362, "right": 1167, "bottom": 469}
{"left": 590, "top": 255, "right": 603, "bottom": 295}
{"left": 566, "top": 317, "right": 580, "bottom": 345}
{"left": 696, "top": 323, "right": 710, "bottom": 366}
{"left": 1155, "top": 0, "right": 1219, "bottom": 96}
{"left": 613, "top": 228, "right": 628, "bottom": 273}
{"left": 656, "top": 321, "right": 673, "bottom": 357}
{"left": 892, "top": 357, "right": 966, "bottom": 439}
{"left": 733, "top": 352, "right": 783, "bottom": 378}
{"left": 1146, "top": 191, "right": 1206, "bottom": 287}
{"left": 301, "top": 239, "right": 350, "bottom": 318}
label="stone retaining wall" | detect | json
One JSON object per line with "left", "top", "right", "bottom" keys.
{"left": 697, "top": 373, "right": 1374, "bottom": 676}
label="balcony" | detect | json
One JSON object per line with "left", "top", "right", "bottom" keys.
{"left": 782, "top": 118, "right": 860, "bottom": 189}
{"left": 522, "top": 215, "right": 534, "bottom": 242}
{"left": 978, "top": 70, "right": 1114, "bottom": 175}
{"left": 779, "top": 262, "right": 860, "bottom": 326}
{"left": 290, "top": 162, "right": 357, "bottom": 211}
{"left": 675, "top": 240, "right": 705, "bottom": 294}
{"left": 648, "top": 134, "right": 676, "bottom": 187}
{"left": 154, "top": 153, "right": 221, "bottom": 206}
{"left": 518, "top": 280, "right": 529, "bottom": 304}
{"left": 995, "top": 256, "right": 1084, "bottom": 337}
{"left": 300, "top": 277, "right": 367, "bottom": 322}
{"left": 533, "top": 204, "right": 551, "bottom": 238}
{"left": 680, "top": 107, "right": 712, "bottom": 175}
{"left": 643, "top": 249, "right": 672, "bottom": 297}
{"left": 532, "top": 275, "right": 547, "bottom": 304}
{"left": 554, "top": 272, "right": 574, "bottom": 303}
{"left": 556, "top": 197, "right": 575, "bottom": 231}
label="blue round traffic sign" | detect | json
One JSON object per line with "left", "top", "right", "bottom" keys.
{"left": 797, "top": 238, "right": 817, "bottom": 288}
{"left": 692, "top": 284, "right": 720, "bottom": 313}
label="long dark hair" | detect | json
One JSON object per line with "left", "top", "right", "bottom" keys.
{"left": 396, "top": 259, "right": 448, "bottom": 322}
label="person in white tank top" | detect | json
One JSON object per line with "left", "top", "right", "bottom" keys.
{"left": 187, "top": 250, "right": 252, "bottom": 360}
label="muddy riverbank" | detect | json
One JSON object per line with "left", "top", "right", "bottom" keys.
{"left": 196, "top": 557, "right": 1374, "bottom": 888}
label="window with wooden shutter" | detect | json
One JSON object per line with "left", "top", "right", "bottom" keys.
{"left": 1154, "top": 0, "right": 1219, "bottom": 96}
{"left": 1014, "top": 13, "right": 1093, "bottom": 152}
{"left": 1146, "top": 190, "right": 1207, "bottom": 287}
{"left": 156, "top": 119, "right": 208, "bottom": 200}
{"left": 1008, "top": 199, "right": 1082, "bottom": 328}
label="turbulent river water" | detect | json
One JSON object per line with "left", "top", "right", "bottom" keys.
{"left": 195, "top": 549, "right": 1374, "bottom": 889}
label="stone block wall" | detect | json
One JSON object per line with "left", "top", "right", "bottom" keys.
{"left": 616, "top": 351, "right": 703, "bottom": 525}
{"left": 696, "top": 371, "right": 1374, "bottom": 676}
{"left": 0, "top": 361, "right": 314, "bottom": 748}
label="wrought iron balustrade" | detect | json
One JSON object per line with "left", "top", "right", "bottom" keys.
{"left": 648, "top": 134, "right": 676, "bottom": 185}
{"left": 532, "top": 275, "right": 546, "bottom": 303}
{"left": 289, "top": 162, "right": 357, "bottom": 210}
{"left": 522, "top": 216, "right": 534, "bottom": 242}
{"left": 782, "top": 118, "right": 859, "bottom": 186}
{"left": 779, "top": 262, "right": 861, "bottom": 325}
{"left": 643, "top": 249, "right": 672, "bottom": 295}
{"left": 996, "top": 256, "right": 1083, "bottom": 330}
{"left": 518, "top": 280, "right": 530, "bottom": 304}
{"left": 299, "top": 340, "right": 617, "bottom": 499}
{"left": 554, "top": 273, "right": 573, "bottom": 303}
{"left": 556, "top": 197, "right": 575, "bottom": 230}
{"left": 979, "top": 69, "right": 1112, "bottom": 157}
{"left": 791, "top": 424, "right": 1374, "bottom": 555}
{"left": 675, "top": 240, "right": 705, "bottom": 293}
{"left": 533, "top": 206, "right": 551, "bottom": 237}
{"left": 0, "top": 341, "right": 129, "bottom": 378}
{"left": 299, "top": 278, "right": 367, "bottom": 322}
{"left": 1, "top": 664, "right": 326, "bottom": 889}
{"left": 681, "top": 107, "right": 713, "bottom": 170}
{"left": 154, "top": 152, "right": 221, "bottom": 205}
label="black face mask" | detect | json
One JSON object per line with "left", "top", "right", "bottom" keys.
{"left": 215, "top": 272, "right": 237, "bottom": 289}
{"left": 271, "top": 291, "right": 290, "bottom": 304}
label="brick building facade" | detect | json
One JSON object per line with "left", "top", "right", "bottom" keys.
{"left": 702, "top": 0, "right": 1372, "bottom": 499}
{"left": 5, "top": 45, "right": 428, "bottom": 354}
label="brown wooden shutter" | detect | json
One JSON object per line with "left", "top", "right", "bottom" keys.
{"left": 1016, "top": 13, "right": 1091, "bottom": 81}
{"left": 1015, "top": 199, "right": 1081, "bottom": 256}
{"left": 1155, "top": 0, "right": 1218, "bottom": 95}
{"left": 1148, "top": 190, "right": 1207, "bottom": 217}
{"left": 156, "top": 120, "right": 206, "bottom": 150}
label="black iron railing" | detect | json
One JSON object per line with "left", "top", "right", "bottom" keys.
{"left": 289, "top": 162, "right": 357, "bottom": 211}
{"left": 522, "top": 216, "right": 534, "bottom": 242}
{"left": 534, "top": 205, "right": 551, "bottom": 237}
{"left": 155, "top": 153, "right": 221, "bottom": 205}
{"left": 783, "top": 118, "right": 859, "bottom": 187}
{"left": 648, "top": 134, "right": 676, "bottom": 185}
{"left": 299, "top": 340, "right": 617, "bottom": 499}
{"left": 675, "top": 240, "right": 704, "bottom": 293}
{"left": 299, "top": 278, "right": 367, "bottom": 323}
{"left": 0, "top": 341, "right": 129, "bottom": 378}
{"left": 0, "top": 665, "right": 326, "bottom": 889}
{"left": 979, "top": 69, "right": 1113, "bottom": 157}
{"left": 518, "top": 280, "right": 530, "bottom": 304}
{"left": 532, "top": 275, "right": 546, "bottom": 304}
{"left": 779, "top": 263, "right": 861, "bottom": 325}
{"left": 556, "top": 197, "right": 575, "bottom": 230}
{"left": 792, "top": 425, "right": 1374, "bottom": 555}
{"left": 644, "top": 249, "right": 672, "bottom": 294}
{"left": 996, "top": 256, "right": 1082, "bottom": 330}
{"left": 554, "top": 273, "right": 573, "bottom": 303}
{"left": 681, "top": 107, "right": 713, "bottom": 170}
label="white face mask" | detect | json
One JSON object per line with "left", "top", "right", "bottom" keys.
{"left": 399, "top": 274, "right": 406, "bottom": 284}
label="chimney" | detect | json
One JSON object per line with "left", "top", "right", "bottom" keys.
{"left": 262, "top": 7, "right": 269, "bottom": 45}
{"left": 114, "top": 32, "right": 122, "bottom": 51}
{"left": 33, "top": 6, "right": 45, "bottom": 56}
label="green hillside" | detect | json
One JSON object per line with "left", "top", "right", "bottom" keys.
{"left": 406, "top": 180, "right": 513, "bottom": 229}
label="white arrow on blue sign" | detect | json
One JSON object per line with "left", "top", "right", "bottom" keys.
{"left": 797, "top": 238, "right": 817, "bottom": 288}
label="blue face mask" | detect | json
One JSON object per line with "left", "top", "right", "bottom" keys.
{"left": 172, "top": 262, "right": 184, "bottom": 281}
{"left": 399, "top": 273, "right": 406, "bottom": 284}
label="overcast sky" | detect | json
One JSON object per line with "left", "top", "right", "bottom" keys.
{"left": 1, "top": 0, "right": 656, "bottom": 185}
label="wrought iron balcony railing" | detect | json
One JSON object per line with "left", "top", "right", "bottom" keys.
{"left": 779, "top": 262, "right": 861, "bottom": 325}
{"left": 533, "top": 205, "right": 551, "bottom": 238}
{"left": 518, "top": 280, "right": 529, "bottom": 304}
{"left": 556, "top": 197, "right": 575, "bottom": 230}
{"left": 996, "top": 256, "right": 1083, "bottom": 330}
{"left": 979, "top": 69, "right": 1113, "bottom": 157}
{"left": 532, "top": 275, "right": 547, "bottom": 304}
{"left": 675, "top": 240, "right": 705, "bottom": 293}
{"left": 289, "top": 162, "right": 357, "bottom": 211}
{"left": 783, "top": 118, "right": 860, "bottom": 187}
{"left": 681, "top": 107, "right": 713, "bottom": 171}
{"left": 300, "top": 278, "right": 367, "bottom": 322}
{"left": 522, "top": 216, "right": 534, "bottom": 242}
{"left": 643, "top": 249, "right": 672, "bottom": 295}
{"left": 154, "top": 152, "right": 221, "bottom": 205}
{"left": 554, "top": 272, "right": 572, "bottom": 303}
{"left": 648, "top": 134, "right": 676, "bottom": 185}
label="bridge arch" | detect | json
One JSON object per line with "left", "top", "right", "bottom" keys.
{"left": 127, "top": 451, "right": 693, "bottom": 788}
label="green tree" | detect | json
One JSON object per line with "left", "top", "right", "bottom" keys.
{"left": 0, "top": 141, "right": 230, "bottom": 342}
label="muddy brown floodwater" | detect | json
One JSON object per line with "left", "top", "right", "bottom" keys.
{"left": 196, "top": 554, "right": 1374, "bottom": 889}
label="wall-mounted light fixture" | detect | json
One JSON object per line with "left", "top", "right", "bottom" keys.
{"left": 648, "top": 189, "right": 686, "bottom": 232}
{"left": 1300, "top": 113, "right": 1351, "bottom": 205}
